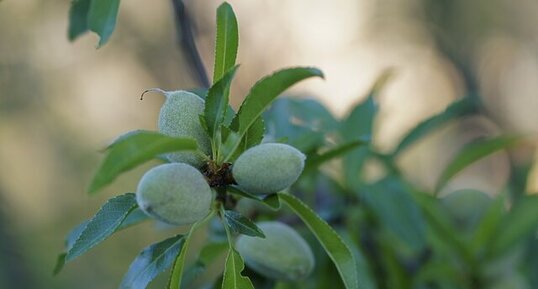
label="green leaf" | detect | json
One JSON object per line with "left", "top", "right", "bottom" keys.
{"left": 88, "top": 0, "right": 120, "bottom": 47}
{"left": 228, "top": 117, "right": 265, "bottom": 161}
{"left": 242, "top": 117, "right": 265, "bottom": 151}
{"left": 471, "top": 194, "right": 505, "bottom": 252}
{"left": 492, "top": 195, "right": 538, "bottom": 254}
{"left": 213, "top": 2, "right": 239, "bottom": 83}
{"left": 412, "top": 191, "right": 472, "bottom": 263}
{"left": 278, "top": 193, "right": 359, "bottom": 289}
{"left": 105, "top": 129, "right": 145, "bottom": 150}
{"left": 181, "top": 242, "right": 228, "bottom": 288}
{"left": 304, "top": 139, "right": 368, "bottom": 174}
{"left": 168, "top": 211, "right": 215, "bottom": 289}
{"left": 221, "top": 248, "right": 255, "bottom": 289}
{"left": 229, "top": 67, "right": 323, "bottom": 157}
{"left": 436, "top": 136, "right": 522, "bottom": 192}
{"left": 264, "top": 97, "right": 337, "bottom": 134}
{"left": 68, "top": 0, "right": 91, "bottom": 41}
{"left": 223, "top": 210, "right": 265, "bottom": 238}
{"left": 263, "top": 98, "right": 333, "bottom": 154}
{"left": 88, "top": 130, "right": 197, "bottom": 193}
{"left": 118, "top": 208, "right": 149, "bottom": 229}
{"left": 361, "top": 179, "right": 426, "bottom": 251}
{"left": 340, "top": 81, "right": 379, "bottom": 188}
{"left": 392, "top": 98, "right": 475, "bottom": 157}
{"left": 120, "top": 235, "right": 185, "bottom": 289}
{"left": 53, "top": 253, "right": 67, "bottom": 276}
{"left": 65, "top": 193, "right": 137, "bottom": 262}
{"left": 205, "top": 66, "right": 239, "bottom": 140}
{"left": 54, "top": 201, "right": 146, "bottom": 275}
{"left": 167, "top": 233, "right": 194, "bottom": 289}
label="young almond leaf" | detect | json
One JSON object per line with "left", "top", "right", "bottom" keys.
{"left": 88, "top": 0, "right": 120, "bottom": 47}
{"left": 340, "top": 71, "right": 390, "bottom": 189}
{"left": 241, "top": 117, "right": 265, "bottom": 151}
{"left": 53, "top": 253, "right": 68, "bottom": 276}
{"left": 229, "top": 67, "right": 323, "bottom": 150}
{"left": 223, "top": 210, "right": 265, "bottom": 238}
{"left": 181, "top": 242, "right": 228, "bottom": 288}
{"left": 411, "top": 191, "right": 473, "bottom": 264}
{"left": 65, "top": 193, "right": 137, "bottom": 262}
{"left": 118, "top": 208, "right": 149, "bottom": 230}
{"left": 361, "top": 179, "right": 426, "bottom": 251}
{"left": 205, "top": 66, "right": 239, "bottom": 139}
{"left": 213, "top": 2, "right": 239, "bottom": 83}
{"left": 167, "top": 232, "right": 194, "bottom": 289}
{"left": 392, "top": 98, "right": 475, "bottom": 157}
{"left": 492, "top": 195, "right": 538, "bottom": 255}
{"left": 68, "top": 0, "right": 91, "bottom": 41}
{"left": 55, "top": 207, "right": 149, "bottom": 275}
{"left": 304, "top": 139, "right": 368, "bottom": 175}
{"left": 168, "top": 211, "right": 215, "bottom": 289}
{"left": 53, "top": 219, "right": 89, "bottom": 275}
{"left": 435, "top": 136, "right": 522, "bottom": 192}
{"left": 120, "top": 235, "right": 186, "bottom": 289}
{"left": 228, "top": 117, "right": 265, "bottom": 161}
{"left": 105, "top": 130, "right": 145, "bottom": 150}
{"left": 88, "top": 130, "right": 197, "bottom": 194}
{"left": 277, "top": 193, "right": 359, "bottom": 289}
{"left": 221, "top": 248, "right": 255, "bottom": 289}
{"left": 470, "top": 194, "right": 505, "bottom": 252}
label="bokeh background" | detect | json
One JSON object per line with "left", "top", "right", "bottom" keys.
{"left": 1, "top": 0, "right": 537, "bottom": 288}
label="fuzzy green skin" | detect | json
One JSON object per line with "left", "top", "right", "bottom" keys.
{"left": 232, "top": 143, "right": 306, "bottom": 195}
{"left": 236, "top": 221, "right": 315, "bottom": 281}
{"left": 158, "top": 90, "right": 211, "bottom": 167}
{"left": 136, "top": 163, "right": 212, "bottom": 226}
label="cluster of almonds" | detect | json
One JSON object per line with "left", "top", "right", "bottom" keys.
{"left": 136, "top": 91, "right": 314, "bottom": 281}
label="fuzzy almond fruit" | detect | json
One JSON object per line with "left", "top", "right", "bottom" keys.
{"left": 136, "top": 163, "right": 212, "bottom": 226}
{"left": 232, "top": 143, "right": 305, "bottom": 195}
{"left": 236, "top": 221, "right": 315, "bottom": 281}
{"left": 157, "top": 90, "right": 211, "bottom": 167}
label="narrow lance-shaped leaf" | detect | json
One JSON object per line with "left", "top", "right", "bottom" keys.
{"left": 240, "top": 116, "right": 265, "bottom": 151}
{"left": 492, "top": 195, "right": 538, "bottom": 254}
{"left": 205, "top": 66, "right": 239, "bottom": 139}
{"left": 53, "top": 220, "right": 89, "bottom": 275}
{"left": 168, "top": 211, "right": 216, "bottom": 289}
{"left": 361, "top": 179, "right": 426, "bottom": 251}
{"left": 435, "top": 136, "right": 522, "bottom": 192}
{"left": 68, "top": 0, "right": 91, "bottom": 41}
{"left": 340, "top": 71, "right": 388, "bottom": 189}
{"left": 181, "top": 242, "right": 228, "bottom": 288}
{"left": 118, "top": 208, "right": 149, "bottom": 229}
{"left": 392, "top": 98, "right": 475, "bottom": 157}
{"left": 120, "top": 235, "right": 185, "bottom": 289}
{"left": 227, "top": 117, "right": 265, "bottom": 162}
{"left": 65, "top": 193, "right": 138, "bottom": 262}
{"left": 221, "top": 248, "right": 255, "bottom": 289}
{"left": 54, "top": 206, "right": 148, "bottom": 275}
{"left": 167, "top": 231, "right": 195, "bottom": 289}
{"left": 88, "top": 0, "right": 120, "bottom": 47}
{"left": 231, "top": 67, "right": 323, "bottom": 138}
{"left": 278, "top": 193, "right": 359, "bottom": 289}
{"left": 224, "top": 210, "right": 265, "bottom": 238}
{"left": 213, "top": 2, "right": 239, "bottom": 83}
{"left": 304, "top": 139, "right": 368, "bottom": 175}
{"left": 88, "top": 130, "right": 197, "bottom": 194}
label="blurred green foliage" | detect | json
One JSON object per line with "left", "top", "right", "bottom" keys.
{"left": 1, "top": 0, "right": 537, "bottom": 289}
